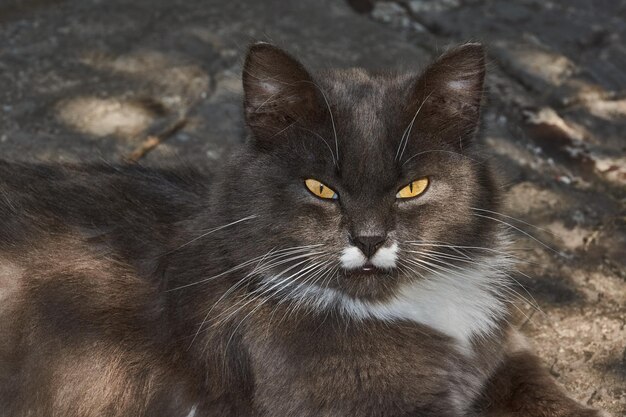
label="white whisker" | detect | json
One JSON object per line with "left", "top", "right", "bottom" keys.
{"left": 396, "top": 92, "right": 433, "bottom": 162}
{"left": 406, "top": 248, "right": 541, "bottom": 314}
{"left": 170, "top": 244, "right": 322, "bottom": 291}
{"left": 168, "top": 215, "right": 259, "bottom": 254}
{"left": 471, "top": 212, "right": 562, "bottom": 256}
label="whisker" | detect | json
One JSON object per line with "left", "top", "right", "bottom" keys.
{"left": 265, "top": 261, "right": 334, "bottom": 330}
{"left": 396, "top": 92, "right": 433, "bottom": 162}
{"left": 407, "top": 249, "right": 542, "bottom": 314}
{"left": 402, "top": 258, "right": 452, "bottom": 282}
{"left": 402, "top": 248, "right": 545, "bottom": 327}
{"left": 170, "top": 244, "right": 322, "bottom": 291}
{"left": 401, "top": 149, "right": 482, "bottom": 167}
{"left": 402, "top": 255, "right": 507, "bottom": 299}
{"left": 397, "top": 259, "right": 426, "bottom": 280}
{"left": 219, "top": 258, "right": 329, "bottom": 357}
{"left": 212, "top": 257, "right": 324, "bottom": 328}
{"left": 208, "top": 258, "right": 318, "bottom": 323}
{"left": 168, "top": 215, "right": 259, "bottom": 254}
{"left": 299, "top": 80, "right": 339, "bottom": 168}
{"left": 471, "top": 213, "right": 563, "bottom": 256}
{"left": 293, "top": 261, "right": 338, "bottom": 310}
{"left": 232, "top": 249, "right": 324, "bottom": 305}
{"left": 298, "top": 126, "right": 338, "bottom": 167}
{"left": 470, "top": 207, "right": 560, "bottom": 237}
{"left": 404, "top": 241, "right": 522, "bottom": 260}
{"left": 169, "top": 257, "right": 261, "bottom": 292}
{"left": 187, "top": 247, "right": 282, "bottom": 348}
{"left": 318, "top": 85, "right": 339, "bottom": 168}
{"left": 280, "top": 263, "right": 332, "bottom": 321}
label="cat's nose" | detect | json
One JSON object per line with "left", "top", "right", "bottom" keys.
{"left": 352, "top": 235, "right": 386, "bottom": 258}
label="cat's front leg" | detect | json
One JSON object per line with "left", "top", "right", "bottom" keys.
{"left": 477, "top": 330, "right": 610, "bottom": 417}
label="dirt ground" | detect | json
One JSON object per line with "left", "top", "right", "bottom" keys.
{"left": 0, "top": 0, "right": 624, "bottom": 414}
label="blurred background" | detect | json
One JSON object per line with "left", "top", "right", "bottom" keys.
{"left": 0, "top": 0, "right": 624, "bottom": 413}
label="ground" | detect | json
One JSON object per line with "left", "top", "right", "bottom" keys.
{"left": 0, "top": 0, "right": 624, "bottom": 414}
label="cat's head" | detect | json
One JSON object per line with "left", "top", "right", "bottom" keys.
{"left": 217, "top": 43, "right": 501, "bottom": 304}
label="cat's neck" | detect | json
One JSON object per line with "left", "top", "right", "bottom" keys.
{"left": 272, "top": 253, "right": 513, "bottom": 350}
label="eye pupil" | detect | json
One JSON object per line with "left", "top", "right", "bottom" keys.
{"left": 305, "top": 178, "right": 338, "bottom": 200}
{"left": 397, "top": 177, "right": 429, "bottom": 200}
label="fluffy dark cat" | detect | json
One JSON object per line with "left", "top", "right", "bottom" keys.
{"left": 0, "top": 43, "right": 608, "bottom": 417}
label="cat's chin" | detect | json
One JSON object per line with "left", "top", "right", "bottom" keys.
{"left": 325, "top": 266, "right": 407, "bottom": 301}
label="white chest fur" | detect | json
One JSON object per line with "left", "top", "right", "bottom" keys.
{"left": 305, "top": 255, "right": 510, "bottom": 349}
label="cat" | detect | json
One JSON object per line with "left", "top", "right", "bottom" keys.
{"left": 0, "top": 42, "right": 609, "bottom": 417}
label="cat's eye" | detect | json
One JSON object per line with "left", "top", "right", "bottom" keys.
{"left": 396, "top": 178, "right": 429, "bottom": 199}
{"left": 304, "top": 179, "right": 338, "bottom": 200}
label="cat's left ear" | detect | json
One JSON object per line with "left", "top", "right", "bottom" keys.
{"left": 242, "top": 42, "right": 320, "bottom": 143}
{"left": 409, "top": 43, "right": 485, "bottom": 149}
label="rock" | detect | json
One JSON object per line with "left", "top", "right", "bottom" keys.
{"left": 407, "top": 0, "right": 460, "bottom": 14}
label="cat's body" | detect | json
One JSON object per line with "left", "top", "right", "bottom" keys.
{"left": 0, "top": 44, "right": 607, "bottom": 416}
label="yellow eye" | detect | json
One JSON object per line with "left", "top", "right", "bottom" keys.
{"left": 396, "top": 178, "right": 429, "bottom": 199}
{"left": 305, "top": 179, "right": 338, "bottom": 200}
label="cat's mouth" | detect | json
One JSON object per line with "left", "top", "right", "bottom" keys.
{"left": 361, "top": 263, "right": 380, "bottom": 273}
{"left": 346, "top": 262, "right": 392, "bottom": 276}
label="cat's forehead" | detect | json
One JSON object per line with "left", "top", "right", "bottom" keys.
{"left": 322, "top": 68, "right": 410, "bottom": 91}
{"left": 321, "top": 69, "right": 413, "bottom": 143}
{"left": 316, "top": 69, "right": 414, "bottom": 185}
{"left": 321, "top": 69, "right": 411, "bottom": 110}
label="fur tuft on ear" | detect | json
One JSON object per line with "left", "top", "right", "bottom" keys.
{"left": 242, "top": 43, "right": 320, "bottom": 143}
{"left": 408, "top": 43, "right": 486, "bottom": 150}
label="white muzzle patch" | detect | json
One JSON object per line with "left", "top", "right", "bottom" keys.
{"left": 370, "top": 242, "right": 398, "bottom": 269}
{"left": 340, "top": 242, "right": 398, "bottom": 269}
{"left": 340, "top": 246, "right": 367, "bottom": 269}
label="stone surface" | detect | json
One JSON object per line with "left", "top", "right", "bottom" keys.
{"left": 0, "top": 0, "right": 624, "bottom": 414}
{"left": 0, "top": 0, "right": 431, "bottom": 165}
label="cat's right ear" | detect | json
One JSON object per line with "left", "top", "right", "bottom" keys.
{"left": 408, "top": 43, "right": 486, "bottom": 149}
{"left": 242, "top": 43, "right": 319, "bottom": 143}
